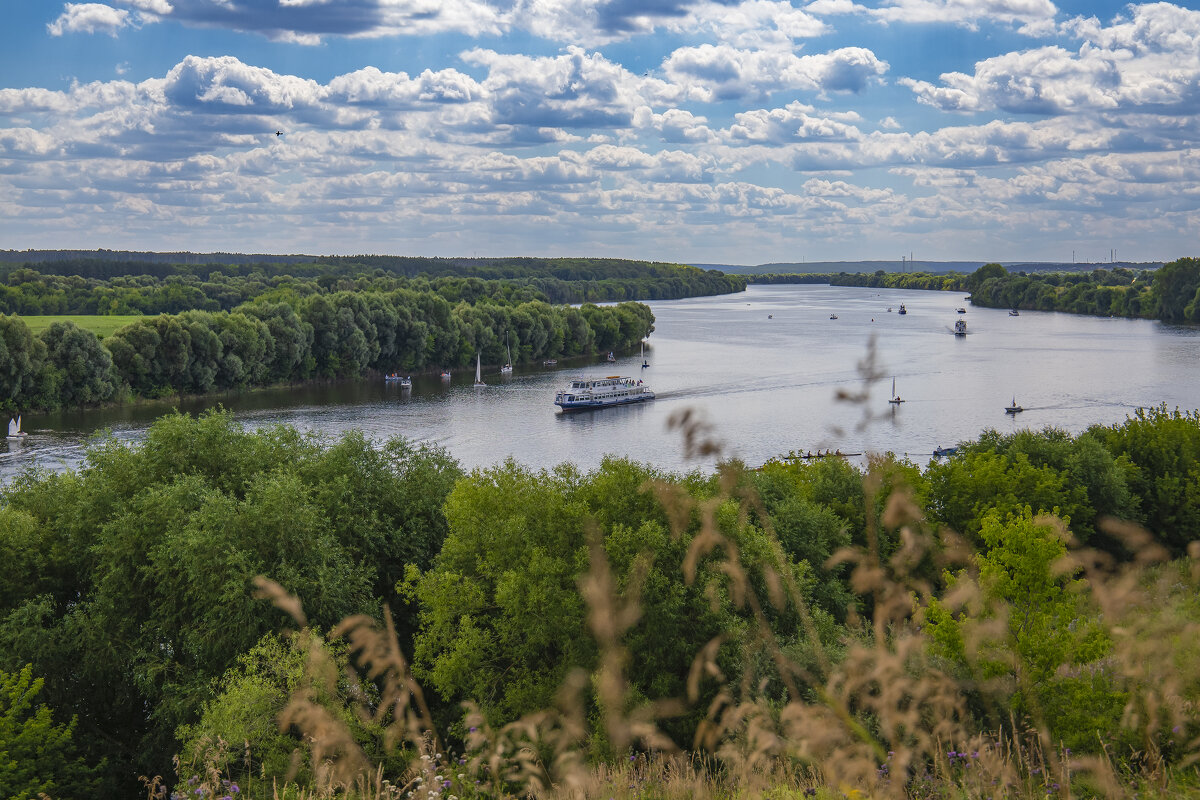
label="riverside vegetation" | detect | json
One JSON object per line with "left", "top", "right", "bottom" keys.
{"left": 750, "top": 256, "right": 1200, "bottom": 323}
{"left": 2, "top": 403, "right": 1200, "bottom": 799}
{"left": 0, "top": 253, "right": 748, "bottom": 412}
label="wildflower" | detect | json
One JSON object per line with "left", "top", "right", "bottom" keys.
{"left": 469, "top": 726, "right": 477, "bottom": 733}
{"left": 443, "top": 780, "right": 452, "bottom": 789}
{"left": 230, "top": 786, "right": 239, "bottom": 794}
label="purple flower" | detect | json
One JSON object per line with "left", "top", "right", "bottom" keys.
{"left": 443, "top": 780, "right": 452, "bottom": 788}
{"left": 230, "top": 787, "right": 239, "bottom": 795}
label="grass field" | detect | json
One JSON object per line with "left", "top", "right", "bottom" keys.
{"left": 18, "top": 315, "right": 144, "bottom": 338}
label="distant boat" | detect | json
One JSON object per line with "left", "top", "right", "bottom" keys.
{"left": 606, "top": 351, "right": 616, "bottom": 362}
{"left": 796, "top": 449, "right": 862, "bottom": 460}
{"left": 1009, "top": 309, "right": 1020, "bottom": 316}
{"left": 641, "top": 340, "right": 649, "bottom": 368}
{"left": 1005, "top": 396, "right": 1023, "bottom": 414}
{"left": 933, "top": 445, "right": 958, "bottom": 458}
{"left": 887, "top": 307, "right": 893, "bottom": 312}
{"left": 898, "top": 304, "right": 907, "bottom": 315}
{"left": 543, "top": 359, "right": 557, "bottom": 366}
{"left": 501, "top": 332, "right": 513, "bottom": 374}
{"left": 829, "top": 313, "right": 839, "bottom": 320}
{"left": 888, "top": 377, "right": 904, "bottom": 405}
{"left": 767, "top": 314, "right": 773, "bottom": 319}
{"left": 957, "top": 307, "right": 967, "bottom": 314}
{"left": 474, "top": 353, "right": 486, "bottom": 388}
{"left": 440, "top": 369, "right": 451, "bottom": 380}
{"left": 385, "top": 373, "right": 412, "bottom": 388}
{"left": 7, "top": 415, "right": 27, "bottom": 441}
{"left": 954, "top": 319, "right": 967, "bottom": 336}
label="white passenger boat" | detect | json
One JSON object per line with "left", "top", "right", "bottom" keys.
{"left": 954, "top": 319, "right": 967, "bottom": 336}
{"left": 555, "top": 376, "right": 654, "bottom": 411}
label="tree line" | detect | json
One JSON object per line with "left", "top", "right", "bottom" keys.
{"left": 748, "top": 257, "right": 1200, "bottom": 322}
{"left": 0, "top": 257, "right": 746, "bottom": 315}
{"left": 2, "top": 406, "right": 1199, "bottom": 796}
{"left": 0, "top": 291, "right": 655, "bottom": 412}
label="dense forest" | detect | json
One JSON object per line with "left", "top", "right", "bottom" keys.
{"left": 2, "top": 407, "right": 1199, "bottom": 798}
{"left": 0, "top": 254, "right": 752, "bottom": 413}
{"left": 0, "top": 256, "right": 746, "bottom": 313}
{"left": 0, "top": 293, "right": 654, "bottom": 412}
{"left": 748, "top": 257, "right": 1200, "bottom": 323}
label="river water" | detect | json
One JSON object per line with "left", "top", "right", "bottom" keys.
{"left": 4, "top": 284, "right": 1199, "bottom": 482}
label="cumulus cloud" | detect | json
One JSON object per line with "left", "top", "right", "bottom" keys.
{"left": 724, "top": 101, "right": 863, "bottom": 143}
{"left": 48, "top": 3, "right": 132, "bottom": 36}
{"left": 104, "top": 0, "right": 504, "bottom": 41}
{"left": 804, "top": 0, "right": 1058, "bottom": 34}
{"left": 462, "top": 47, "right": 649, "bottom": 132}
{"left": 903, "top": 3, "right": 1200, "bottom": 115}
{"left": 662, "top": 44, "right": 888, "bottom": 100}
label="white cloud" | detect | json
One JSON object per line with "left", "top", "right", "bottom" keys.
{"left": 662, "top": 44, "right": 888, "bottom": 101}
{"left": 904, "top": 3, "right": 1200, "bottom": 115}
{"left": 48, "top": 3, "right": 131, "bottom": 36}
{"left": 724, "top": 101, "right": 863, "bottom": 143}
{"left": 461, "top": 47, "right": 648, "bottom": 131}
{"left": 804, "top": 0, "right": 1058, "bottom": 33}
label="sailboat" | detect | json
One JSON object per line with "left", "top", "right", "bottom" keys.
{"left": 474, "top": 353, "right": 486, "bottom": 388}
{"left": 7, "top": 415, "right": 27, "bottom": 441}
{"left": 641, "top": 340, "right": 649, "bottom": 368}
{"left": 888, "top": 378, "right": 904, "bottom": 405}
{"left": 500, "top": 332, "right": 513, "bottom": 374}
{"left": 1005, "top": 396, "right": 1023, "bottom": 414}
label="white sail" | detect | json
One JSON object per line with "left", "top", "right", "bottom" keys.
{"left": 8, "top": 416, "right": 19, "bottom": 436}
{"left": 474, "top": 353, "right": 486, "bottom": 387}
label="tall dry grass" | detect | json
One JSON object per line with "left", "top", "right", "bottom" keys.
{"left": 177, "top": 347, "right": 1200, "bottom": 799}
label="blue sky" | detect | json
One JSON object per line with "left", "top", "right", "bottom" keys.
{"left": 1, "top": 0, "right": 1197, "bottom": 264}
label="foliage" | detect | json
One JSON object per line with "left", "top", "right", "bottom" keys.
{"left": 1086, "top": 405, "right": 1200, "bottom": 554}
{"left": 0, "top": 410, "right": 461, "bottom": 792}
{"left": 0, "top": 664, "right": 98, "bottom": 800}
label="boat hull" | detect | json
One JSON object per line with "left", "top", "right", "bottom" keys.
{"left": 556, "top": 392, "right": 655, "bottom": 411}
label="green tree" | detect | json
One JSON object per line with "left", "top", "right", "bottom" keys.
{"left": 0, "top": 314, "right": 45, "bottom": 413}
{"left": 38, "top": 321, "right": 119, "bottom": 408}
{"left": 924, "top": 510, "right": 1119, "bottom": 752}
{"left": 0, "top": 664, "right": 98, "bottom": 800}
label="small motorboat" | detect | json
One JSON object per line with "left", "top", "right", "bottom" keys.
{"left": 1009, "top": 309, "right": 1020, "bottom": 316}
{"left": 543, "top": 359, "right": 557, "bottom": 366}
{"left": 829, "top": 313, "right": 839, "bottom": 320}
{"left": 1005, "top": 396, "right": 1023, "bottom": 414}
{"left": 933, "top": 446, "right": 958, "bottom": 458}
{"left": 898, "top": 304, "right": 907, "bottom": 315}
{"left": 954, "top": 319, "right": 967, "bottom": 336}
{"left": 957, "top": 307, "right": 966, "bottom": 314}
{"left": 440, "top": 370, "right": 452, "bottom": 380}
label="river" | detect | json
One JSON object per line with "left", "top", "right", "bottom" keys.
{"left": 3, "top": 283, "right": 1199, "bottom": 482}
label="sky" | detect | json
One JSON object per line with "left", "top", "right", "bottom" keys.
{"left": 0, "top": 0, "right": 1198, "bottom": 264}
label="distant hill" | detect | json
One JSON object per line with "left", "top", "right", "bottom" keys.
{"left": 693, "top": 260, "right": 1161, "bottom": 275}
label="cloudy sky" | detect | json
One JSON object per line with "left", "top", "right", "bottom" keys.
{"left": 1, "top": 0, "right": 1197, "bottom": 264}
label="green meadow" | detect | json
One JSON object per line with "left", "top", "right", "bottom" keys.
{"left": 16, "top": 314, "right": 144, "bottom": 338}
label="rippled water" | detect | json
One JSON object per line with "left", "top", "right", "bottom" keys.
{"left": 4, "top": 283, "right": 1199, "bottom": 482}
